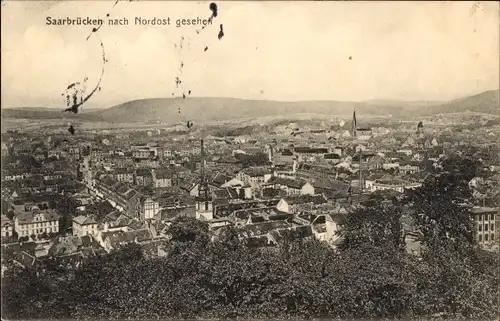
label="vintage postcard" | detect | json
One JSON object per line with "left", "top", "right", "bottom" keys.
{"left": 1, "top": 1, "right": 499, "bottom": 320}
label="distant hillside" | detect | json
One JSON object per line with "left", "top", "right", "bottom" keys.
{"left": 363, "top": 100, "right": 445, "bottom": 107}
{"left": 0, "top": 107, "right": 102, "bottom": 121}
{"left": 95, "top": 98, "right": 371, "bottom": 123}
{"left": 2, "top": 90, "right": 498, "bottom": 123}
{"left": 425, "top": 90, "right": 499, "bottom": 115}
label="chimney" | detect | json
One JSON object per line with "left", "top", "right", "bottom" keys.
{"left": 267, "top": 145, "right": 273, "bottom": 162}
{"left": 200, "top": 139, "right": 205, "bottom": 180}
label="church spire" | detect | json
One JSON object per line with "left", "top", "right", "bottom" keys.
{"left": 198, "top": 139, "right": 209, "bottom": 200}
{"left": 196, "top": 139, "right": 213, "bottom": 220}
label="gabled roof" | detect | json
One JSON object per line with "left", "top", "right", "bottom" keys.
{"left": 324, "top": 153, "right": 341, "bottom": 159}
{"left": 73, "top": 215, "right": 97, "bottom": 225}
{"left": 213, "top": 187, "right": 240, "bottom": 200}
{"left": 107, "top": 229, "right": 153, "bottom": 248}
{"left": 1, "top": 215, "right": 13, "bottom": 227}
{"left": 366, "top": 172, "right": 387, "bottom": 181}
{"left": 294, "top": 147, "right": 329, "bottom": 154}
{"left": 155, "top": 168, "right": 173, "bottom": 179}
{"left": 136, "top": 168, "right": 153, "bottom": 177}
{"left": 101, "top": 176, "right": 117, "bottom": 187}
{"left": 268, "top": 177, "right": 308, "bottom": 189}
{"left": 312, "top": 224, "right": 327, "bottom": 234}
{"left": 210, "top": 172, "right": 231, "bottom": 187}
{"left": 103, "top": 210, "right": 132, "bottom": 227}
{"left": 326, "top": 213, "right": 346, "bottom": 223}
{"left": 97, "top": 201, "right": 115, "bottom": 216}
{"left": 312, "top": 179, "right": 350, "bottom": 192}
{"left": 470, "top": 206, "right": 498, "bottom": 214}
{"left": 399, "top": 160, "right": 422, "bottom": 167}
{"left": 240, "top": 167, "right": 272, "bottom": 177}
{"left": 160, "top": 206, "right": 196, "bottom": 221}
{"left": 123, "top": 189, "right": 139, "bottom": 200}
{"left": 115, "top": 168, "right": 132, "bottom": 175}
{"left": 235, "top": 221, "right": 292, "bottom": 238}
{"left": 15, "top": 209, "right": 59, "bottom": 225}
{"left": 281, "top": 194, "right": 327, "bottom": 206}
{"left": 128, "top": 220, "right": 145, "bottom": 231}
{"left": 48, "top": 235, "right": 98, "bottom": 257}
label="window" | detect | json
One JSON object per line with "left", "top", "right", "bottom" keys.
{"left": 478, "top": 224, "right": 482, "bottom": 231}
{"left": 491, "top": 234, "right": 495, "bottom": 241}
{"left": 485, "top": 234, "right": 489, "bottom": 241}
{"left": 478, "top": 214, "right": 482, "bottom": 221}
{"left": 491, "top": 214, "right": 496, "bottom": 221}
{"left": 491, "top": 224, "right": 495, "bottom": 231}
{"left": 478, "top": 234, "right": 482, "bottom": 242}
{"left": 485, "top": 223, "right": 488, "bottom": 231}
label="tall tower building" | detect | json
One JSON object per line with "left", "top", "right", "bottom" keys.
{"left": 266, "top": 144, "right": 273, "bottom": 163}
{"left": 195, "top": 139, "right": 213, "bottom": 221}
{"left": 416, "top": 121, "right": 424, "bottom": 136}
{"left": 352, "top": 110, "right": 357, "bottom": 139}
{"left": 79, "top": 144, "right": 93, "bottom": 192}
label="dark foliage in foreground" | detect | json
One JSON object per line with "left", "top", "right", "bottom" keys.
{"left": 2, "top": 226, "right": 497, "bottom": 319}
{"left": 1, "top": 156, "right": 498, "bottom": 319}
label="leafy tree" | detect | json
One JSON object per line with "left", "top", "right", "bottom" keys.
{"left": 2, "top": 182, "right": 498, "bottom": 321}
{"left": 108, "top": 242, "right": 144, "bottom": 262}
{"left": 168, "top": 216, "right": 209, "bottom": 245}
{"left": 339, "top": 203, "right": 405, "bottom": 252}
{"left": 405, "top": 172, "right": 476, "bottom": 255}
{"left": 237, "top": 152, "right": 270, "bottom": 168}
{"left": 440, "top": 155, "right": 481, "bottom": 183}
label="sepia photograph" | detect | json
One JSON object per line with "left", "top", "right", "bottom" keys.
{"left": 1, "top": 0, "right": 499, "bottom": 320}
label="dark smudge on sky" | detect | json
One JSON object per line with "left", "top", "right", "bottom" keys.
{"left": 218, "top": 24, "right": 224, "bottom": 40}
{"left": 86, "top": 0, "right": 123, "bottom": 41}
{"left": 63, "top": 34, "right": 107, "bottom": 114}
{"left": 209, "top": 3, "right": 218, "bottom": 18}
{"left": 169, "top": 2, "right": 224, "bottom": 128}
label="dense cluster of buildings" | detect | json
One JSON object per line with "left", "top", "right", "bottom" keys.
{"left": 1, "top": 110, "right": 499, "bottom": 269}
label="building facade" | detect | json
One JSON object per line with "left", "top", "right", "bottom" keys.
{"left": 72, "top": 215, "right": 99, "bottom": 237}
{"left": 471, "top": 207, "right": 498, "bottom": 247}
{"left": 14, "top": 208, "right": 60, "bottom": 238}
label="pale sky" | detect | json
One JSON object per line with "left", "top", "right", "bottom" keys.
{"left": 1, "top": 0, "right": 499, "bottom": 108}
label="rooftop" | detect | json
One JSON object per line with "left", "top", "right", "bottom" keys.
{"left": 73, "top": 215, "right": 97, "bottom": 225}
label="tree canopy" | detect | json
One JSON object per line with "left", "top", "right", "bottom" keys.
{"left": 1, "top": 155, "right": 498, "bottom": 320}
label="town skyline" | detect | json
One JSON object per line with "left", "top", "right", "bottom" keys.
{"left": 2, "top": 1, "right": 499, "bottom": 108}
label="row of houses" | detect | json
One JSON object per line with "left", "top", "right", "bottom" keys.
{"left": 112, "top": 168, "right": 173, "bottom": 187}
{"left": 1, "top": 206, "right": 60, "bottom": 239}
{"left": 90, "top": 177, "right": 160, "bottom": 220}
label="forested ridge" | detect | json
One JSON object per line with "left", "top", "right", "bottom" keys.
{"left": 1, "top": 156, "right": 498, "bottom": 320}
